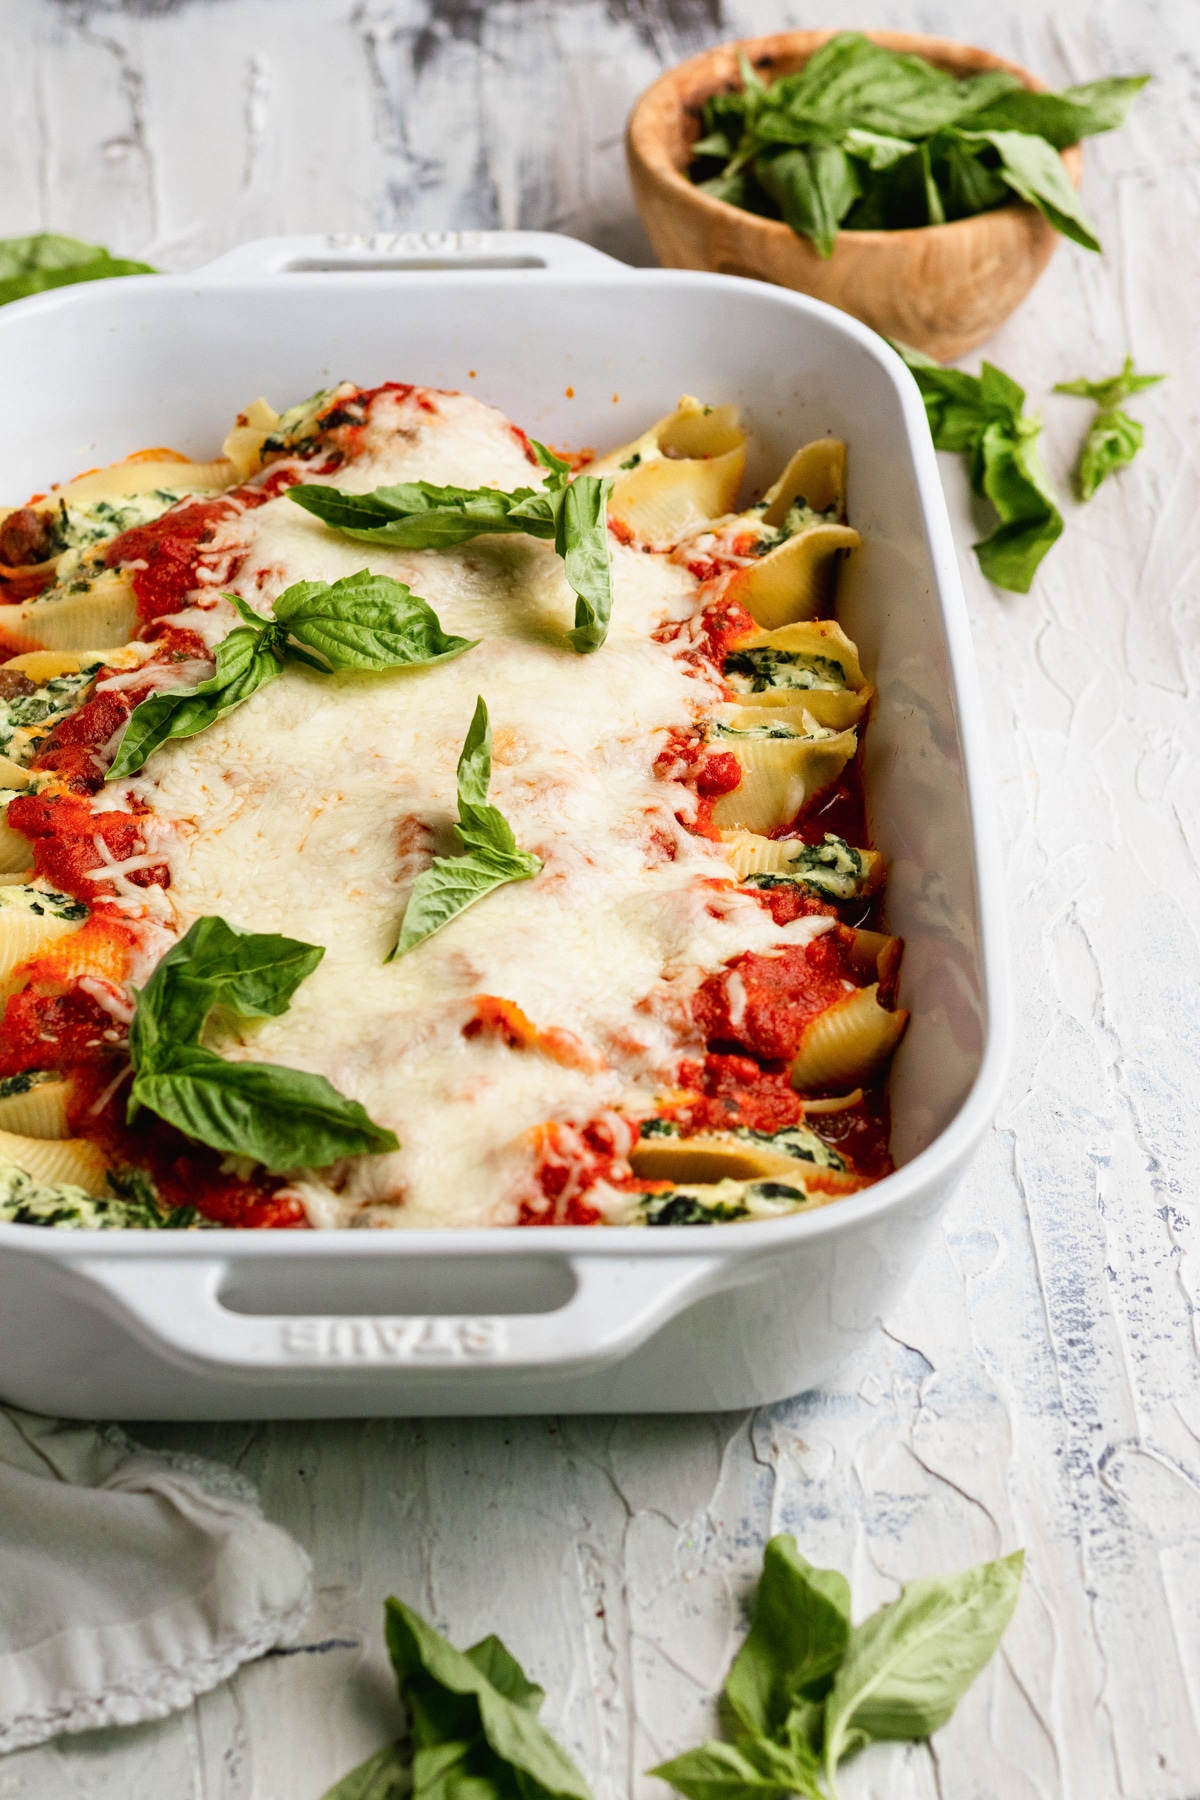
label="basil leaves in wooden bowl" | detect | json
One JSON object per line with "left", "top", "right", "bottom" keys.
{"left": 626, "top": 30, "right": 1144, "bottom": 361}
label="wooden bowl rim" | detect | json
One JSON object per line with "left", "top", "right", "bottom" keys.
{"left": 627, "top": 27, "right": 1083, "bottom": 249}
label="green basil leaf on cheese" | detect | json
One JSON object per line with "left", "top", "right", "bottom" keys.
{"left": 0, "top": 233, "right": 156, "bottom": 309}
{"left": 558, "top": 474, "right": 615, "bottom": 654}
{"left": 128, "top": 915, "right": 397, "bottom": 1171}
{"left": 529, "top": 439, "right": 572, "bottom": 489}
{"left": 109, "top": 572, "right": 470, "bottom": 776}
{"left": 390, "top": 848, "right": 539, "bottom": 961}
{"left": 384, "top": 1599, "right": 593, "bottom": 1800}
{"left": 132, "top": 914, "right": 324, "bottom": 1056}
{"left": 274, "top": 569, "right": 478, "bottom": 671}
{"left": 821, "top": 1550, "right": 1024, "bottom": 1779}
{"left": 288, "top": 480, "right": 557, "bottom": 549}
{"left": 130, "top": 1046, "right": 397, "bottom": 1172}
{"left": 107, "top": 627, "right": 283, "bottom": 779}
{"left": 723, "top": 1536, "right": 851, "bottom": 1742}
{"left": 389, "top": 696, "right": 542, "bottom": 960}
{"left": 290, "top": 463, "right": 616, "bottom": 654}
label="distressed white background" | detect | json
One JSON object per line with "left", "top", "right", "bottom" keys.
{"left": 1, "top": 0, "right": 1199, "bottom": 1795}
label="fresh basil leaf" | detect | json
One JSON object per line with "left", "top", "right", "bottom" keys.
{"left": 290, "top": 468, "right": 613, "bottom": 654}
{"left": 931, "top": 134, "right": 1010, "bottom": 218}
{"left": 128, "top": 915, "right": 397, "bottom": 1168}
{"left": 822, "top": 1549, "right": 1024, "bottom": 1778}
{"left": 453, "top": 692, "right": 494, "bottom": 815}
{"left": 107, "top": 628, "right": 282, "bottom": 778}
{"left": 1057, "top": 76, "right": 1150, "bottom": 134}
{"left": 132, "top": 916, "right": 324, "bottom": 1060}
{"left": 918, "top": 142, "right": 945, "bottom": 224}
{"left": 389, "top": 698, "right": 541, "bottom": 960}
{"left": 131, "top": 1044, "right": 398, "bottom": 1171}
{"left": 891, "top": 341, "right": 1020, "bottom": 449}
{"left": 1053, "top": 355, "right": 1164, "bottom": 503}
{"left": 723, "top": 1536, "right": 851, "bottom": 1743}
{"left": 288, "top": 480, "right": 555, "bottom": 550}
{"left": 273, "top": 570, "right": 477, "bottom": 671}
{"left": 754, "top": 33, "right": 1006, "bottom": 142}
{"left": 892, "top": 343, "right": 1063, "bottom": 591}
{"left": 755, "top": 145, "right": 861, "bottom": 257}
{"left": 686, "top": 34, "right": 1140, "bottom": 256}
{"left": 558, "top": 474, "right": 615, "bottom": 653}
{"left": 973, "top": 416, "right": 1063, "bottom": 591}
{"left": 390, "top": 849, "right": 538, "bottom": 959}
{"left": 318, "top": 1742, "right": 412, "bottom": 1800}
{"left": 700, "top": 170, "right": 760, "bottom": 209}
{"left": 693, "top": 130, "right": 735, "bottom": 160}
{"left": 1070, "top": 409, "right": 1145, "bottom": 500}
{"left": 384, "top": 1600, "right": 593, "bottom": 1800}
{"left": 464, "top": 1636, "right": 546, "bottom": 1711}
{"left": 530, "top": 440, "right": 572, "bottom": 491}
{"left": 412, "top": 1738, "right": 483, "bottom": 1800}
{"left": 960, "top": 127, "right": 1101, "bottom": 250}
{"left": 966, "top": 75, "right": 1148, "bottom": 148}
{"left": 0, "top": 233, "right": 156, "bottom": 308}
{"left": 841, "top": 126, "right": 915, "bottom": 171}
{"left": 738, "top": 49, "right": 768, "bottom": 99}
{"left": 1054, "top": 354, "right": 1165, "bottom": 410}
{"left": 650, "top": 1737, "right": 820, "bottom": 1800}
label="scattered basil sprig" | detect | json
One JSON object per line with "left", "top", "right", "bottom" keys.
{"left": 389, "top": 696, "right": 542, "bottom": 960}
{"left": 652, "top": 1536, "right": 1024, "bottom": 1800}
{"left": 128, "top": 915, "right": 398, "bottom": 1171}
{"left": 894, "top": 341, "right": 1063, "bottom": 593}
{"left": 690, "top": 34, "right": 1146, "bottom": 257}
{"left": 289, "top": 442, "right": 616, "bottom": 654}
{"left": 322, "top": 1598, "right": 593, "bottom": 1800}
{"left": 108, "top": 571, "right": 474, "bottom": 777}
{"left": 1054, "top": 355, "right": 1165, "bottom": 500}
{"left": 0, "top": 233, "right": 156, "bottom": 308}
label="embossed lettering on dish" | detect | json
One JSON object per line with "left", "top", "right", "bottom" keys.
{"left": 280, "top": 1317, "right": 504, "bottom": 1360}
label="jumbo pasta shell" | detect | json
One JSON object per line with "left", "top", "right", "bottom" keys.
{"left": 791, "top": 983, "right": 908, "bottom": 1091}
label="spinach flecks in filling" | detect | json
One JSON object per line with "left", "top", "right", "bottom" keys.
{"left": 0, "top": 666, "right": 103, "bottom": 763}
{"left": 742, "top": 834, "right": 869, "bottom": 902}
{"left": 723, "top": 645, "right": 848, "bottom": 694}
{"left": 0, "top": 1160, "right": 207, "bottom": 1231}
{"left": 46, "top": 489, "right": 192, "bottom": 557}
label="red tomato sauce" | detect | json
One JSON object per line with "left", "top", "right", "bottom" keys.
{"left": 0, "top": 987, "right": 124, "bottom": 1076}
{"left": 693, "top": 928, "right": 860, "bottom": 1062}
{"left": 63, "top": 1068, "right": 307, "bottom": 1228}
{"left": 6, "top": 792, "right": 167, "bottom": 900}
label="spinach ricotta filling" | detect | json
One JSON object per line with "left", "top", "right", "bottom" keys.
{"left": 0, "top": 662, "right": 103, "bottom": 763}
{"left": 0, "top": 1160, "right": 207, "bottom": 1230}
{"left": 44, "top": 488, "right": 193, "bottom": 556}
{"left": 723, "top": 645, "right": 849, "bottom": 695}
{"left": 741, "top": 834, "right": 870, "bottom": 900}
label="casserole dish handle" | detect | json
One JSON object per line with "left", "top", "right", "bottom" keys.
{"left": 196, "top": 231, "right": 628, "bottom": 277}
{"left": 66, "top": 1252, "right": 725, "bottom": 1380}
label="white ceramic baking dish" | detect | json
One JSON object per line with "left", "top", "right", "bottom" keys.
{"left": 0, "top": 231, "right": 1007, "bottom": 1419}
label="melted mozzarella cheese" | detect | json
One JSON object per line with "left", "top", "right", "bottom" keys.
{"left": 131, "top": 389, "right": 829, "bottom": 1228}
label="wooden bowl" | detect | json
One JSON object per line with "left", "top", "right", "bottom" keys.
{"left": 627, "top": 30, "right": 1083, "bottom": 362}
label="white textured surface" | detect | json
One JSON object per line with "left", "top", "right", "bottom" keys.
{"left": 1, "top": 0, "right": 1197, "bottom": 1795}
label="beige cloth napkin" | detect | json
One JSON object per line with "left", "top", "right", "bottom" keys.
{"left": 0, "top": 1406, "right": 312, "bottom": 1753}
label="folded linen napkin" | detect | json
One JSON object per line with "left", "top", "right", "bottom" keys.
{"left": 0, "top": 1406, "right": 312, "bottom": 1754}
